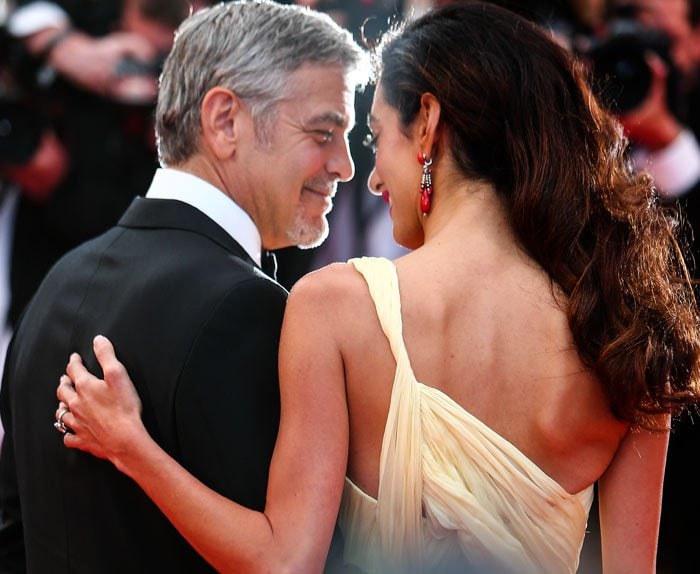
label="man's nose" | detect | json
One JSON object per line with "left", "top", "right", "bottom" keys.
{"left": 329, "top": 138, "right": 354, "bottom": 183}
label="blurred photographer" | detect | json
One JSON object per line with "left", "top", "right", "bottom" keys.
{"left": 584, "top": 1, "right": 700, "bottom": 200}
{"left": 7, "top": 0, "right": 176, "bottom": 103}
{"left": 1, "top": 0, "right": 197, "bottom": 331}
{"left": 0, "top": 20, "right": 69, "bottom": 444}
{"left": 0, "top": 95, "right": 67, "bottom": 203}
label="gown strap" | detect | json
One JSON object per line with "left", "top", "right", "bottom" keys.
{"left": 348, "top": 256, "right": 425, "bottom": 557}
{"left": 347, "top": 257, "right": 411, "bottom": 371}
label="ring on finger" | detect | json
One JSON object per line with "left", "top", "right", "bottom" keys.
{"left": 54, "top": 408, "right": 69, "bottom": 434}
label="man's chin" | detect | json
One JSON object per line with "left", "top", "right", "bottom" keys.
{"left": 293, "top": 223, "right": 329, "bottom": 250}
{"left": 297, "top": 230, "right": 328, "bottom": 250}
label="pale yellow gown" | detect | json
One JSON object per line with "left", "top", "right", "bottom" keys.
{"left": 338, "top": 257, "right": 595, "bottom": 573}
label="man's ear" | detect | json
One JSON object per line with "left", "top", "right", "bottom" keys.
{"left": 200, "top": 87, "right": 242, "bottom": 160}
{"left": 417, "top": 92, "right": 441, "bottom": 154}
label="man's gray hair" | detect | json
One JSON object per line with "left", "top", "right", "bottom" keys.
{"left": 156, "top": 0, "right": 369, "bottom": 166}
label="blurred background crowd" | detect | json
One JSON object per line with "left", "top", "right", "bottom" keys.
{"left": 1, "top": 1, "right": 699, "bottom": 572}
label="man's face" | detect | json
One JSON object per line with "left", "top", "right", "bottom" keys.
{"left": 247, "top": 63, "right": 356, "bottom": 250}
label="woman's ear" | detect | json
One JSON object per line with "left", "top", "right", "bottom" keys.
{"left": 200, "top": 87, "right": 241, "bottom": 160}
{"left": 417, "top": 92, "right": 441, "bottom": 154}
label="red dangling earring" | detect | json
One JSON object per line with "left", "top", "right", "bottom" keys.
{"left": 417, "top": 152, "right": 433, "bottom": 215}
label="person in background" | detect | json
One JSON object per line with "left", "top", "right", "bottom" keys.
{"left": 0, "top": 16, "right": 68, "bottom": 442}
{"left": 55, "top": 3, "right": 700, "bottom": 572}
{"left": 605, "top": 0, "right": 700, "bottom": 205}
{"left": 2, "top": 0, "right": 197, "bottom": 329}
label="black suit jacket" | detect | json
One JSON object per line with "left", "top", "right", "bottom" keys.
{"left": 0, "top": 197, "right": 287, "bottom": 573}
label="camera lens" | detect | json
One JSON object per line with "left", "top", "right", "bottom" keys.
{"left": 584, "top": 20, "right": 672, "bottom": 114}
{"left": 593, "top": 50, "right": 652, "bottom": 113}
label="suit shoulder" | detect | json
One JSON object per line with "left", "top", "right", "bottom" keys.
{"left": 222, "top": 272, "right": 288, "bottom": 304}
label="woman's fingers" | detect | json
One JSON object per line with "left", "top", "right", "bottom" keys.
{"left": 93, "top": 335, "right": 129, "bottom": 387}
{"left": 53, "top": 400, "right": 70, "bottom": 434}
{"left": 55, "top": 400, "right": 68, "bottom": 421}
{"left": 54, "top": 336, "right": 142, "bottom": 460}
{"left": 65, "top": 352, "right": 91, "bottom": 386}
{"left": 62, "top": 430, "right": 109, "bottom": 460}
{"left": 56, "top": 375, "right": 76, "bottom": 404}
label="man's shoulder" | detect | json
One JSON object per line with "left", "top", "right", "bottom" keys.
{"left": 35, "top": 224, "right": 286, "bottom": 315}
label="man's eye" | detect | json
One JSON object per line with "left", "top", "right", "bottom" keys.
{"left": 316, "top": 130, "right": 333, "bottom": 143}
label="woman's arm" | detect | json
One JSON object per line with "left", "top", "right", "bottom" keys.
{"left": 58, "top": 273, "right": 350, "bottom": 573}
{"left": 596, "top": 417, "right": 670, "bottom": 574}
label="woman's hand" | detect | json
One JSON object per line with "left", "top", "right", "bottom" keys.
{"left": 56, "top": 335, "right": 145, "bottom": 468}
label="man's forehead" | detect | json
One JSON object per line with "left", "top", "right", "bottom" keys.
{"left": 279, "top": 64, "right": 357, "bottom": 125}
{"left": 286, "top": 63, "right": 357, "bottom": 94}
{"left": 293, "top": 98, "right": 356, "bottom": 131}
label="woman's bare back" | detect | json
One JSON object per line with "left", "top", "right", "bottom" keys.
{"left": 322, "top": 242, "right": 628, "bottom": 499}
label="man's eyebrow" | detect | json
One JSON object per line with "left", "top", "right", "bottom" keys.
{"left": 306, "top": 111, "right": 350, "bottom": 128}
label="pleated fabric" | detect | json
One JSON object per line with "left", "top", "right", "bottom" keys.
{"left": 338, "top": 257, "right": 594, "bottom": 573}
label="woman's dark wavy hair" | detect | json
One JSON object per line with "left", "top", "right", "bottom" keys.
{"left": 376, "top": 1, "right": 700, "bottom": 424}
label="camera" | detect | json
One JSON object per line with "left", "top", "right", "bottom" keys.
{"left": 578, "top": 7, "right": 681, "bottom": 115}
{"left": 114, "top": 54, "right": 166, "bottom": 79}
{"left": 583, "top": 21, "right": 675, "bottom": 113}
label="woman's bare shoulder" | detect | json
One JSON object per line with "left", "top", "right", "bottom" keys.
{"left": 281, "top": 262, "right": 382, "bottom": 357}
{"left": 287, "top": 261, "right": 370, "bottom": 306}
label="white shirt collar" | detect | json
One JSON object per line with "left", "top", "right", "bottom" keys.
{"left": 145, "top": 168, "right": 263, "bottom": 266}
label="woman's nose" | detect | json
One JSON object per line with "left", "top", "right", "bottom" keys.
{"left": 367, "top": 167, "right": 381, "bottom": 196}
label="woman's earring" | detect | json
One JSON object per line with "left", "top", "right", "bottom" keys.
{"left": 417, "top": 152, "right": 433, "bottom": 215}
